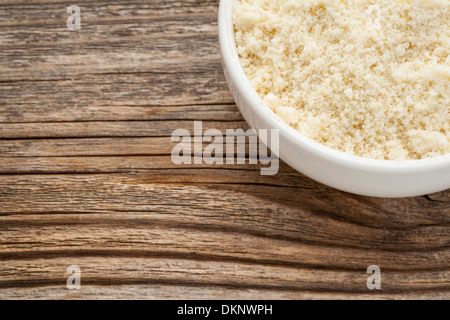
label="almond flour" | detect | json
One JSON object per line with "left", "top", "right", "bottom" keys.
{"left": 234, "top": 0, "right": 449, "bottom": 160}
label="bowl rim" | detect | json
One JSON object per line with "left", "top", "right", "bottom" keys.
{"left": 218, "top": 0, "right": 450, "bottom": 173}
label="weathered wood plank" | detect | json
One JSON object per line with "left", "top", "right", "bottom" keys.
{"left": 0, "top": 136, "right": 261, "bottom": 158}
{"left": 2, "top": 285, "right": 448, "bottom": 300}
{"left": 0, "top": 120, "right": 247, "bottom": 138}
{"left": 0, "top": 104, "right": 242, "bottom": 123}
{"left": 0, "top": 258, "right": 449, "bottom": 294}
{"left": 0, "top": 156, "right": 273, "bottom": 174}
{"left": 0, "top": 174, "right": 449, "bottom": 251}
{"left": 0, "top": 71, "right": 233, "bottom": 108}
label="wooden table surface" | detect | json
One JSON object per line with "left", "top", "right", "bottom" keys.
{"left": 0, "top": 0, "right": 449, "bottom": 300}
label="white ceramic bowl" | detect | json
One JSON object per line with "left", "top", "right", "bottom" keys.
{"left": 218, "top": 0, "right": 450, "bottom": 198}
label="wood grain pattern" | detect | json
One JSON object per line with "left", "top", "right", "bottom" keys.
{"left": 0, "top": 0, "right": 449, "bottom": 300}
